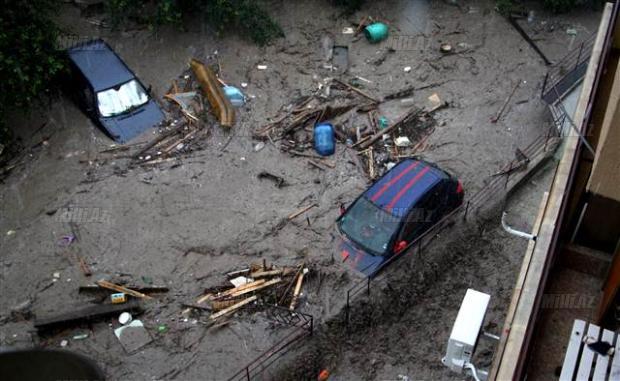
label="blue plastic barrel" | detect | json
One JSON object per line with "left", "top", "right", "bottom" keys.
{"left": 314, "top": 123, "right": 335, "bottom": 156}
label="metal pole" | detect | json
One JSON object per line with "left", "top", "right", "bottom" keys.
{"left": 367, "top": 278, "right": 370, "bottom": 296}
{"left": 345, "top": 291, "right": 350, "bottom": 327}
{"left": 464, "top": 200, "right": 470, "bottom": 221}
{"left": 575, "top": 42, "right": 584, "bottom": 71}
{"left": 541, "top": 72, "right": 549, "bottom": 98}
{"left": 246, "top": 367, "right": 250, "bottom": 381}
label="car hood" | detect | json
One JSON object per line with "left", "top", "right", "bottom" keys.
{"left": 99, "top": 99, "right": 164, "bottom": 143}
{"left": 337, "top": 236, "right": 386, "bottom": 277}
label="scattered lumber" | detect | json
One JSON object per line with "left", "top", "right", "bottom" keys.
{"left": 96, "top": 280, "right": 153, "bottom": 300}
{"left": 190, "top": 58, "right": 235, "bottom": 127}
{"left": 209, "top": 296, "right": 257, "bottom": 320}
{"left": 79, "top": 284, "right": 169, "bottom": 294}
{"left": 289, "top": 268, "right": 309, "bottom": 311}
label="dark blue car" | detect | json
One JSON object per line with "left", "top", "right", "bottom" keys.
{"left": 66, "top": 39, "right": 164, "bottom": 143}
{"left": 336, "top": 158, "right": 464, "bottom": 277}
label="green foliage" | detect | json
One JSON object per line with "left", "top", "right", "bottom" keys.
{"left": 104, "top": 0, "right": 283, "bottom": 45}
{"left": 495, "top": 0, "right": 515, "bottom": 15}
{"left": 332, "top": 0, "right": 366, "bottom": 13}
{"left": 204, "top": 0, "right": 283, "bottom": 45}
{"left": 0, "top": 0, "right": 66, "bottom": 146}
{"left": 543, "top": 0, "right": 578, "bottom": 13}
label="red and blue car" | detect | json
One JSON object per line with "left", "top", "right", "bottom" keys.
{"left": 336, "top": 158, "right": 464, "bottom": 277}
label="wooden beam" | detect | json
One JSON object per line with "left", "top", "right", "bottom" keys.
{"left": 96, "top": 280, "right": 153, "bottom": 300}
{"left": 228, "top": 278, "right": 281, "bottom": 298}
{"left": 209, "top": 295, "right": 257, "bottom": 320}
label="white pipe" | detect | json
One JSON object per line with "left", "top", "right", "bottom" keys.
{"left": 465, "top": 362, "right": 482, "bottom": 381}
{"left": 501, "top": 212, "right": 536, "bottom": 241}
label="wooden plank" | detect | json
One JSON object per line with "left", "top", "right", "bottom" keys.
{"left": 560, "top": 319, "right": 586, "bottom": 381}
{"left": 217, "top": 279, "right": 266, "bottom": 298}
{"left": 592, "top": 328, "right": 615, "bottom": 380}
{"left": 209, "top": 295, "right": 257, "bottom": 320}
{"left": 359, "top": 108, "right": 421, "bottom": 150}
{"left": 96, "top": 280, "right": 153, "bottom": 299}
{"left": 190, "top": 58, "right": 235, "bottom": 127}
{"left": 228, "top": 278, "right": 281, "bottom": 298}
{"left": 576, "top": 322, "right": 600, "bottom": 380}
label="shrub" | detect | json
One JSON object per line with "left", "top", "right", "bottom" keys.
{"left": 104, "top": 0, "right": 283, "bottom": 45}
{"left": 0, "top": 0, "right": 66, "bottom": 146}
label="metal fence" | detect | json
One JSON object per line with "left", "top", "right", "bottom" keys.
{"left": 227, "top": 125, "right": 561, "bottom": 380}
{"left": 227, "top": 305, "right": 313, "bottom": 381}
{"left": 542, "top": 33, "right": 596, "bottom": 104}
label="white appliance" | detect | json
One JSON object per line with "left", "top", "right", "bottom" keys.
{"left": 442, "top": 289, "right": 491, "bottom": 380}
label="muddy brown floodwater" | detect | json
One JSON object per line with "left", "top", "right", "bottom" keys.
{"left": 0, "top": 0, "right": 602, "bottom": 380}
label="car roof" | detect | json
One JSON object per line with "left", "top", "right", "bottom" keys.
{"left": 363, "top": 159, "right": 448, "bottom": 217}
{"left": 67, "top": 39, "right": 135, "bottom": 92}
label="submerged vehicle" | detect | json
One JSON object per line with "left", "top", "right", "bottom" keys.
{"left": 336, "top": 158, "right": 464, "bottom": 277}
{"left": 66, "top": 39, "right": 164, "bottom": 143}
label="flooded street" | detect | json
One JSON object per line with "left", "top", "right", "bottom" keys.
{"left": 0, "top": 0, "right": 603, "bottom": 379}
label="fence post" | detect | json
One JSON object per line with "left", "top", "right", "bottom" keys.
{"left": 463, "top": 200, "right": 470, "bottom": 221}
{"left": 246, "top": 367, "right": 250, "bottom": 381}
{"left": 345, "top": 291, "right": 350, "bottom": 328}
{"left": 366, "top": 277, "right": 370, "bottom": 297}
{"left": 575, "top": 42, "right": 584, "bottom": 71}
{"left": 541, "top": 72, "right": 549, "bottom": 98}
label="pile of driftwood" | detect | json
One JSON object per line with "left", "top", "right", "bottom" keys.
{"left": 183, "top": 262, "right": 309, "bottom": 323}
{"left": 254, "top": 78, "right": 447, "bottom": 180}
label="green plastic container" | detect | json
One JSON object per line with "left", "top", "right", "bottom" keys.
{"left": 364, "top": 22, "right": 389, "bottom": 43}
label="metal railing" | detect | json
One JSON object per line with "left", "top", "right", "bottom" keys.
{"left": 227, "top": 305, "right": 313, "bottom": 381}
{"left": 542, "top": 33, "right": 596, "bottom": 104}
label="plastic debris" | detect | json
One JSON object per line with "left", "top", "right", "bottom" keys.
{"left": 60, "top": 340, "right": 68, "bottom": 347}
{"left": 254, "top": 142, "right": 266, "bottom": 152}
{"left": 364, "top": 22, "right": 389, "bottom": 43}
{"left": 257, "top": 65, "right": 267, "bottom": 70}
{"left": 118, "top": 312, "right": 132, "bottom": 325}
{"left": 58, "top": 234, "right": 76, "bottom": 247}
{"left": 395, "top": 136, "right": 412, "bottom": 147}
{"left": 342, "top": 27, "right": 354, "bottom": 34}
{"left": 73, "top": 333, "right": 89, "bottom": 340}
{"left": 566, "top": 28, "right": 577, "bottom": 36}
{"left": 404, "top": 66, "right": 412, "bottom": 73}
{"left": 223, "top": 86, "right": 246, "bottom": 107}
{"left": 110, "top": 293, "right": 127, "bottom": 304}
{"left": 6, "top": 230, "right": 15, "bottom": 236}
{"left": 230, "top": 276, "right": 251, "bottom": 288}
{"left": 378, "top": 116, "right": 389, "bottom": 129}
{"left": 114, "top": 320, "right": 152, "bottom": 353}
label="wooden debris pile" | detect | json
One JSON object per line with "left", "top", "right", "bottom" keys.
{"left": 131, "top": 69, "right": 210, "bottom": 166}
{"left": 184, "top": 262, "right": 309, "bottom": 323}
{"left": 253, "top": 78, "right": 448, "bottom": 180}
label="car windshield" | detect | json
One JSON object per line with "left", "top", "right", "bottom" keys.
{"left": 97, "top": 79, "right": 148, "bottom": 117}
{"left": 338, "top": 197, "right": 400, "bottom": 256}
